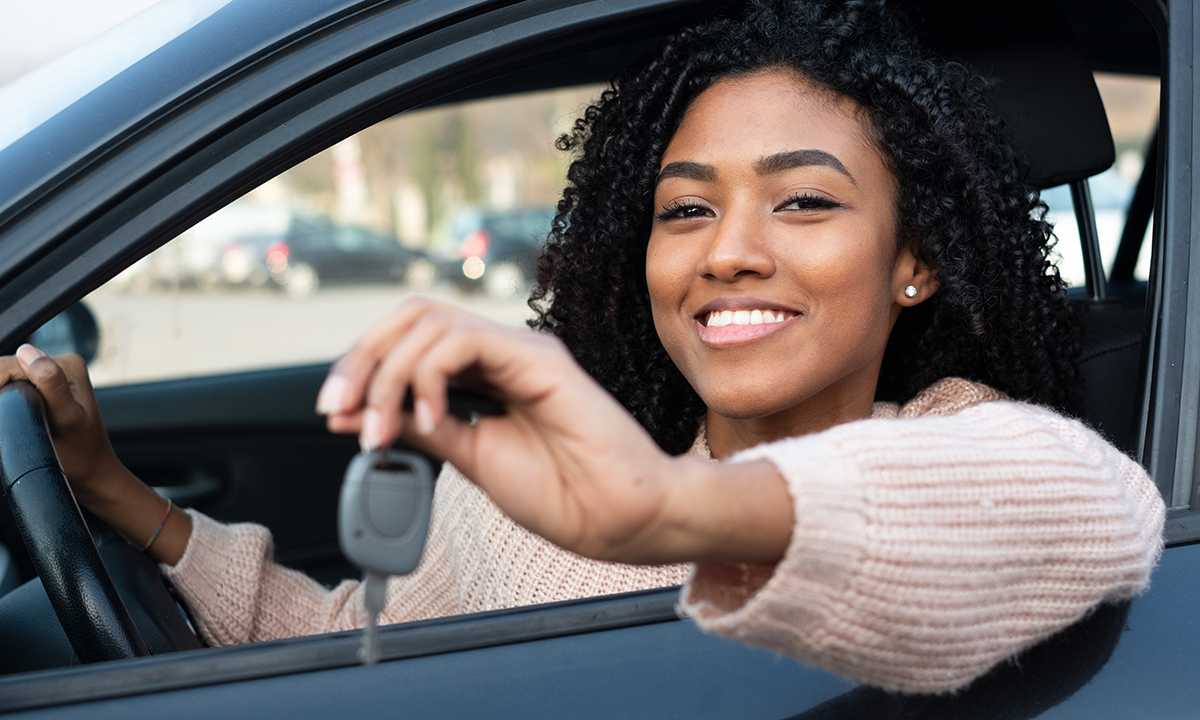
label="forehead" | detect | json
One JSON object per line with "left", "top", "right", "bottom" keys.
{"left": 663, "top": 71, "right": 884, "bottom": 170}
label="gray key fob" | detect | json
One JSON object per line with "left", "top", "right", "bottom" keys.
{"left": 338, "top": 449, "right": 435, "bottom": 576}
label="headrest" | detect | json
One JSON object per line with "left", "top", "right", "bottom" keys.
{"left": 900, "top": 0, "right": 1115, "bottom": 188}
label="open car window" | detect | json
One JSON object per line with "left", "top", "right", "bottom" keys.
{"left": 76, "top": 70, "right": 1163, "bottom": 388}
{"left": 82, "top": 84, "right": 602, "bottom": 387}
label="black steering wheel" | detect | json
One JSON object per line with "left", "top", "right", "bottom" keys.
{"left": 0, "top": 381, "right": 199, "bottom": 666}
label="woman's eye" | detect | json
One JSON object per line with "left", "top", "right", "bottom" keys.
{"left": 779, "top": 193, "right": 841, "bottom": 212}
{"left": 655, "top": 202, "right": 711, "bottom": 221}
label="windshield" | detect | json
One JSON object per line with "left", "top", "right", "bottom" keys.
{"left": 0, "top": 0, "right": 233, "bottom": 154}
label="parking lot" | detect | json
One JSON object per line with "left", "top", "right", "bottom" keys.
{"left": 84, "top": 282, "right": 533, "bottom": 387}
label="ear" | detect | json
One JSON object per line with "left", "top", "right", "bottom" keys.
{"left": 891, "top": 240, "right": 939, "bottom": 307}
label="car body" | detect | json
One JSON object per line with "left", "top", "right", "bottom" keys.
{"left": 0, "top": 0, "right": 1197, "bottom": 717}
{"left": 440, "top": 206, "right": 554, "bottom": 298}
{"left": 225, "top": 215, "right": 435, "bottom": 298}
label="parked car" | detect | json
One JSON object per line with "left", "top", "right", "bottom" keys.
{"left": 441, "top": 207, "right": 554, "bottom": 299}
{"left": 222, "top": 217, "right": 437, "bottom": 298}
{"left": 0, "top": 0, "right": 1195, "bottom": 717}
{"left": 106, "top": 200, "right": 293, "bottom": 291}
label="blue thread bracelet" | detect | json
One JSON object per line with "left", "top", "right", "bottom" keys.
{"left": 141, "top": 498, "right": 173, "bottom": 552}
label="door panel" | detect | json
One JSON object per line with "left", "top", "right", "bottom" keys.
{"left": 96, "top": 363, "right": 378, "bottom": 586}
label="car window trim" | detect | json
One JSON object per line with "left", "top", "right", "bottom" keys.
{"left": 0, "top": 586, "right": 680, "bottom": 713}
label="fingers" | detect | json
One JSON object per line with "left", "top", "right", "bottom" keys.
{"left": 317, "top": 297, "right": 514, "bottom": 450}
{"left": 14, "top": 345, "right": 88, "bottom": 421}
{"left": 358, "top": 309, "right": 459, "bottom": 449}
{"left": 316, "top": 296, "right": 439, "bottom": 418}
{"left": 0, "top": 354, "right": 30, "bottom": 386}
{"left": 363, "top": 309, "right": 525, "bottom": 450}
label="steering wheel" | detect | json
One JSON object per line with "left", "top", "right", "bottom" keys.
{"left": 0, "top": 381, "right": 199, "bottom": 664}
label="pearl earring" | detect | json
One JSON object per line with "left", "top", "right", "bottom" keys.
{"left": 904, "top": 285, "right": 917, "bottom": 298}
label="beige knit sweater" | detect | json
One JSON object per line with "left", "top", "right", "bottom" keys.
{"left": 164, "top": 378, "right": 1164, "bottom": 693}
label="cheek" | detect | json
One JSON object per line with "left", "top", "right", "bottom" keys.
{"left": 645, "top": 236, "right": 697, "bottom": 365}
{"left": 793, "top": 224, "right": 900, "bottom": 334}
{"left": 645, "top": 237, "right": 689, "bottom": 317}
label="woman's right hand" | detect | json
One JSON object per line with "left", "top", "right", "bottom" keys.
{"left": 0, "top": 344, "right": 192, "bottom": 565}
{"left": 0, "top": 345, "right": 121, "bottom": 505}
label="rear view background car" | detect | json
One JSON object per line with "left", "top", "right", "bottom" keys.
{"left": 441, "top": 206, "right": 555, "bottom": 299}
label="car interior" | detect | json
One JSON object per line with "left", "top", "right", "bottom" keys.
{"left": 0, "top": 0, "right": 1168, "bottom": 699}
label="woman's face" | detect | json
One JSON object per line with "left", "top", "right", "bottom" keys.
{"left": 646, "top": 70, "right": 933, "bottom": 449}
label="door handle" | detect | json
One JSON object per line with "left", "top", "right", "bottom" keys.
{"left": 147, "top": 473, "right": 222, "bottom": 505}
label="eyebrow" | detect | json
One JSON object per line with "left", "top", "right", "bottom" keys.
{"left": 656, "top": 149, "right": 856, "bottom": 187}
{"left": 656, "top": 161, "right": 717, "bottom": 184}
{"left": 754, "top": 149, "right": 856, "bottom": 185}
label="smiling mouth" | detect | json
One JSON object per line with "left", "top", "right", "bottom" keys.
{"left": 703, "top": 309, "right": 797, "bottom": 327}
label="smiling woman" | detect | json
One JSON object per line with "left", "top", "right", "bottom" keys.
{"left": 647, "top": 72, "right": 927, "bottom": 447}
{"left": 0, "top": 0, "right": 1165, "bottom": 698}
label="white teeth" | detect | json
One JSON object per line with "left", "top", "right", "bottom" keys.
{"left": 705, "top": 309, "right": 793, "bottom": 327}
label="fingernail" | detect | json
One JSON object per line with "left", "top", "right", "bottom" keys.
{"left": 15, "top": 344, "right": 47, "bottom": 364}
{"left": 360, "top": 408, "right": 385, "bottom": 451}
{"left": 316, "top": 375, "right": 349, "bottom": 415}
{"left": 415, "top": 398, "right": 435, "bottom": 436}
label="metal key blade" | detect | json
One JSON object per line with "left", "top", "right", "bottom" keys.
{"left": 358, "top": 570, "right": 387, "bottom": 665}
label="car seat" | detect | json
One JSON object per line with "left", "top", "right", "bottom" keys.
{"left": 904, "top": 0, "right": 1147, "bottom": 454}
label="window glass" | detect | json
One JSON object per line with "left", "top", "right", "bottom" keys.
{"left": 1044, "top": 72, "right": 1159, "bottom": 288}
{"left": 84, "top": 85, "right": 603, "bottom": 387}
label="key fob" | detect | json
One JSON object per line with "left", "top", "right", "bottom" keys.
{"left": 338, "top": 449, "right": 436, "bottom": 576}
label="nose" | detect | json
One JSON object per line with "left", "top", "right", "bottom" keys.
{"left": 697, "top": 207, "right": 775, "bottom": 282}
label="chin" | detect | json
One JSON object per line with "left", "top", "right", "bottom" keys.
{"left": 702, "top": 393, "right": 799, "bottom": 422}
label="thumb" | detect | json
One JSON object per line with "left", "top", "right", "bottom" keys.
{"left": 15, "top": 345, "right": 82, "bottom": 419}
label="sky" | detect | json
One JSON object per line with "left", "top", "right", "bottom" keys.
{"left": 0, "top": 0, "right": 161, "bottom": 89}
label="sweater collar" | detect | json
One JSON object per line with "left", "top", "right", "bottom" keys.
{"left": 688, "top": 377, "right": 1004, "bottom": 460}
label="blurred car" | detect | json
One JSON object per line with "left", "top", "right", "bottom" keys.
{"left": 107, "top": 200, "right": 292, "bottom": 291}
{"left": 441, "top": 207, "right": 554, "bottom": 299}
{"left": 0, "top": 0, "right": 1196, "bottom": 718}
{"left": 221, "top": 217, "right": 437, "bottom": 298}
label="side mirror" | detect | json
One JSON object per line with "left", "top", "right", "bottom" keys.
{"left": 23, "top": 302, "right": 100, "bottom": 364}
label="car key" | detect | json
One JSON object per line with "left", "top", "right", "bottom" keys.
{"left": 339, "top": 388, "right": 505, "bottom": 665}
{"left": 403, "top": 387, "right": 505, "bottom": 423}
{"left": 339, "top": 449, "right": 436, "bottom": 665}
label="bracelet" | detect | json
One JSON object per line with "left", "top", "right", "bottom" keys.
{"left": 141, "top": 498, "right": 173, "bottom": 552}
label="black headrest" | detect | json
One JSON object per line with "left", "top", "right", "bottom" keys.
{"left": 900, "top": 0, "right": 1115, "bottom": 188}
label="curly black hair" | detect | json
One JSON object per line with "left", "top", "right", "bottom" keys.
{"left": 530, "top": 0, "right": 1083, "bottom": 454}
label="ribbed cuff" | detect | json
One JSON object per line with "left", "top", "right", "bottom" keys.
{"left": 681, "top": 434, "right": 868, "bottom": 652}
{"left": 161, "top": 509, "right": 273, "bottom": 646}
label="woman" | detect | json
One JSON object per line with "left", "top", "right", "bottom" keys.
{"left": 1, "top": 0, "right": 1163, "bottom": 694}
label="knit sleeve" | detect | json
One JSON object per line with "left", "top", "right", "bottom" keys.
{"left": 163, "top": 461, "right": 689, "bottom": 646}
{"left": 163, "top": 464, "right": 465, "bottom": 646}
{"left": 677, "top": 401, "right": 1165, "bottom": 694}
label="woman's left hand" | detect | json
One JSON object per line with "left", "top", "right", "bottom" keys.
{"left": 316, "top": 298, "right": 687, "bottom": 563}
{"left": 316, "top": 298, "right": 794, "bottom": 566}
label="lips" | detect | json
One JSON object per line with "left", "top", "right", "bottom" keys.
{"left": 694, "top": 305, "right": 800, "bottom": 347}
